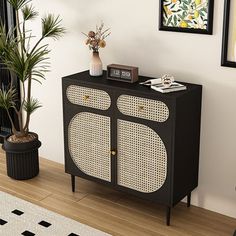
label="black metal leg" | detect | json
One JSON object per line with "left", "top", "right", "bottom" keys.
{"left": 71, "top": 175, "right": 75, "bottom": 192}
{"left": 166, "top": 206, "right": 171, "bottom": 226}
{"left": 187, "top": 192, "right": 191, "bottom": 207}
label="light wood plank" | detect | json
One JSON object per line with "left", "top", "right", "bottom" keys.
{"left": 40, "top": 194, "right": 161, "bottom": 236}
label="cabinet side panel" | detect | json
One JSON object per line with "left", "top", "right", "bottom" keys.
{"left": 62, "top": 79, "right": 70, "bottom": 173}
{"left": 173, "top": 87, "right": 202, "bottom": 205}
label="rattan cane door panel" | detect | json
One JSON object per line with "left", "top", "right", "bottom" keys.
{"left": 117, "top": 119, "right": 167, "bottom": 193}
{"left": 117, "top": 95, "right": 169, "bottom": 122}
{"left": 68, "top": 112, "right": 111, "bottom": 182}
{"left": 67, "top": 85, "right": 111, "bottom": 110}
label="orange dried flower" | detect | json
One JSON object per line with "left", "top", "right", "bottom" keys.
{"left": 85, "top": 38, "right": 91, "bottom": 45}
{"left": 88, "top": 31, "right": 95, "bottom": 38}
{"left": 99, "top": 40, "right": 106, "bottom": 48}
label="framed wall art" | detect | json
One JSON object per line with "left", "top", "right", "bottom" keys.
{"left": 159, "top": 0, "right": 214, "bottom": 34}
{"left": 221, "top": 0, "right": 236, "bottom": 68}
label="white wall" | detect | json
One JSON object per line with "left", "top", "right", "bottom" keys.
{"left": 29, "top": 0, "right": 236, "bottom": 218}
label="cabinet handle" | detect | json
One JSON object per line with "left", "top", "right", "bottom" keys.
{"left": 83, "top": 95, "right": 90, "bottom": 101}
{"left": 138, "top": 105, "right": 144, "bottom": 111}
{"left": 110, "top": 150, "right": 116, "bottom": 156}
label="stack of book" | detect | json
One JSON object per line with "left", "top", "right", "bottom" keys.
{"left": 140, "top": 78, "right": 187, "bottom": 93}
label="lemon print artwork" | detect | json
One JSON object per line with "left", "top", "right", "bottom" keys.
{"left": 162, "top": 0, "right": 210, "bottom": 30}
{"left": 195, "top": 0, "right": 201, "bottom": 5}
{"left": 194, "top": 11, "right": 199, "bottom": 18}
{"left": 180, "top": 21, "right": 188, "bottom": 28}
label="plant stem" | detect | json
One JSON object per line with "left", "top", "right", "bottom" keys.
{"left": 18, "top": 110, "right": 24, "bottom": 133}
{"left": 23, "top": 73, "right": 32, "bottom": 133}
{"left": 9, "top": 70, "right": 24, "bottom": 134}
{"left": 15, "top": 8, "right": 27, "bottom": 136}
{"left": 22, "top": 21, "right": 27, "bottom": 53}
{"left": 15, "top": 10, "right": 23, "bottom": 57}
{"left": 6, "top": 109, "right": 17, "bottom": 135}
{"left": 29, "top": 37, "right": 43, "bottom": 55}
{"left": 19, "top": 78, "right": 25, "bottom": 118}
{"left": 14, "top": 10, "right": 22, "bottom": 136}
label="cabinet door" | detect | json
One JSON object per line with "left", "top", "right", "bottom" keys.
{"left": 117, "top": 119, "right": 168, "bottom": 193}
{"left": 68, "top": 112, "right": 111, "bottom": 182}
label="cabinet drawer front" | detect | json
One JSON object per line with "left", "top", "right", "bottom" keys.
{"left": 117, "top": 119, "right": 167, "bottom": 193}
{"left": 117, "top": 95, "right": 169, "bottom": 122}
{"left": 67, "top": 85, "right": 111, "bottom": 110}
{"left": 68, "top": 112, "right": 111, "bottom": 182}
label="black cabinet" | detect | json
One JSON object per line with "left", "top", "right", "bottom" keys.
{"left": 62, "top": 71, "right": 202, "bottom": 225}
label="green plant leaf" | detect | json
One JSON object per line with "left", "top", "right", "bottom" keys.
{"left": 0, "top": 88, "right": 17, "bottom": 110}
{"left": 22, "top": 4, "right": 38, "bottom": 21}
{"left": 42, "top": 14, "right": 66, "bottom": 39}
{"left": 23, "top": 97, "right": 42, "bottom": 114}
{"left": 7, "top": 0, "right": 32, "bottom": 10}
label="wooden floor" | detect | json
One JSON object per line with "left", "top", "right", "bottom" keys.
{"left": 0, "top": 153, "right": 235, "bottom": 236}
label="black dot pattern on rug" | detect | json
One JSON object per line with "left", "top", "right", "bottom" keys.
{"left": 0, "top": 219, "right": 7, "bottom": 225}
{"left": 12, "top": 209, "right": 24, "bottom": 216}
{"left": 68, "top": 233, "right": 79, "bottom": 236}
{"left": 38, "top": 220, "right": 51, "bottom": 228}
{"left": 21, "top": 230, "right": 35, "bottom": 236}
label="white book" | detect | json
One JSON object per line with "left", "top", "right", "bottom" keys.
{"left": 151, "top": 82, "right": 186, "bottom": 93}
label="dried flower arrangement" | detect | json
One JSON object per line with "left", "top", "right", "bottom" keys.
{"left": 83, "top": 22, "right": 111, "bottom": 53}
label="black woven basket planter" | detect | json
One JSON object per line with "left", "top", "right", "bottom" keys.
{"left": 2, "top": 133, "right": 41, "bottom": 180}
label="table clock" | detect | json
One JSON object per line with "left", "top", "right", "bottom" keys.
{"left": 107, "top": 64, "right": 138, "bottom": 83}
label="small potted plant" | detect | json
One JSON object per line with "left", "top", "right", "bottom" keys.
{"left": 0, "top": 0, "right": 65, "bottom": 180}
{"left": 83, "top": 22, "right": 110, "bottom": 77}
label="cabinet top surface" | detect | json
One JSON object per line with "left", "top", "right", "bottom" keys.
{"left": 62, "top": 70, "right": 202, "bottom": 98}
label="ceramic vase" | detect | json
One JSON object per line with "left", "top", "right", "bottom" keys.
{"left": 89, "top": 52, "right": 103, "bottom": 76}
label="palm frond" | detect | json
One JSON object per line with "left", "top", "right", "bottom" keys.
{"left": 0, "top": 88, "right": 17, "bottom": 110}
{"left": 27, "top": 45, "right": 50, "bottom": 80}
{"left": 2, "top": 44, "right": 26, "bottom": 82}
{"left": 7, "top": 0, "right": 31, "bottom": 10}
{"left": 0, "top": 23, "right": 7, "bottom": 55}
{"left": 0, "top": 23, "right": 11, "bottom": 55}
{"left": 0, "top": 23, "right": 19, "bottom": 58}
{"left": 42, "top": 14, "right": 65, "bottom": 39}
{"left": 23, "top": 97, "right": 41, "bottom": 114}
{"left": 2, "top": 39, "right": 50, "bottom": 83}
{"left": 31, "top": 77, "right": 42, "bottom": 84}
{"left": 22, "top": 4, "right": 38, "bottom": 21}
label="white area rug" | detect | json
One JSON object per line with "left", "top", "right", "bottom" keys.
{"left": 0, "top": 191, "right": 111, "bottom": 236}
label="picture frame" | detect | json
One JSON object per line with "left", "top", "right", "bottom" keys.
{"left": 159, "top": 0, "right": 214, "bottom": 34}
{"left": 221, "top": 0, "right": 236, "bottom": 68}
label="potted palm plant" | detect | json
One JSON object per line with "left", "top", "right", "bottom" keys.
{"left": 0, "top": 0, "right": 65, "bottom": 180}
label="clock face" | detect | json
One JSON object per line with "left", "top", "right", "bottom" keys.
{"left": 121, "top": 70, "right": 131, "bottom": 80}
{"left": 110, "top": 68, "right": 131, "bottom": 81}
{"left": 110, "top": 68, "right": 121, "bottom": 78}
